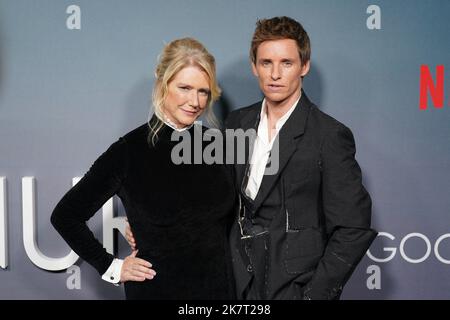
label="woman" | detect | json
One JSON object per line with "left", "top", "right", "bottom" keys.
{"left": 51, "top": 38, "right": 236, "bottom": 300}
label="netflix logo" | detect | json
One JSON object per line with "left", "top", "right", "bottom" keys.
{"left": 419, "top": 65, "right": 447, "bottom": 110}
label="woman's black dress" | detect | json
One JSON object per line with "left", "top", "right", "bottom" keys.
{"left": 51, "top": 121, "right": 236, "bottom": 299}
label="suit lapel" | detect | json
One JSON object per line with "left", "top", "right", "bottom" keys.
{"left": 235, "top": 103, "right": 261, "bottom": 190}
{"left": 252, "top": 92, "right": 312, "bottom": 212}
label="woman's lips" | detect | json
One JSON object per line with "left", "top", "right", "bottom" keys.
{"left": 180, "top": 108, "right": 198, "bottom": 117}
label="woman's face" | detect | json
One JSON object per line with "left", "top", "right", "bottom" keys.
{"left": 163, "top": 66, "right": 211, "bottom": 128}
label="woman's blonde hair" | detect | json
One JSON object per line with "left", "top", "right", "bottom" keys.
{"left": 148, "top": 37, "right": 221, "bottom": 145}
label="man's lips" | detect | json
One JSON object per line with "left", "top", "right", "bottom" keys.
{"left": 266, "top": 84, "right": 285, "bottom": 91}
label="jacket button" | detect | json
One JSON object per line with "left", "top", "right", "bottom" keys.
{"left": 247, "top": 265, "right": 253, "bottom": 273}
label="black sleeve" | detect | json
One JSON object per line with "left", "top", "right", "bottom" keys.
{"left": 303, "top": 124, "right": 377, "bottom": 300}
{"left": 51, "top": 138, "right": 129, "bottom": 275}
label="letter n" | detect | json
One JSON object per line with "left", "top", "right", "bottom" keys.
{"left": 419, "top": 65, "right": 444, "bottom": 110}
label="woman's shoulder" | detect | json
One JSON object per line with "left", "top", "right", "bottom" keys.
{"left": 123, "top": 123, "right": 149, "bottom": 138}
{"left": 101, "top": 123, "right": 150, "bottom": 157}
{"left": 120, "top": 123, "right": 150, "bottom": 146}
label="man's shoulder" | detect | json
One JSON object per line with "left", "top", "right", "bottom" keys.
{"left": 225, "top": 101, "right": 261, "bottom": 128}
{"left": 230, "top": 102, "right": 261, "bottom": 114}
{"left": 308, "top": 105, "right": 352, "bottom": 135}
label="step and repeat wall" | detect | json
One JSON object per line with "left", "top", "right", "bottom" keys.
{"left": 0, "top": 0, "right": 449, "bottom": 299}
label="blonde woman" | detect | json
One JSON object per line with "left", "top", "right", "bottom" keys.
{"left": 51, "top": 38, "right": 236, "bottom": 300}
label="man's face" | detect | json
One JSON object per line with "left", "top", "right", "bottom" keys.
{"left": 252, "top": 39, "right": 310, "bottom": 108}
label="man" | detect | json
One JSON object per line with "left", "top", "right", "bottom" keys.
{"left": 224, "top": 16, "right": 377, "bottom": 300}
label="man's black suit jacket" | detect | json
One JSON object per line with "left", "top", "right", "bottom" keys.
{"left": 225, "top": 91, "right": 378, "bottom": 300}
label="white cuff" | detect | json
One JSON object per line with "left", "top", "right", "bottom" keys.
{"left": 101, "top": 258, "right": 124, "bottom": 286}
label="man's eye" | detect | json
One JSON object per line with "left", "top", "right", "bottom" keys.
{"left": 283, "top": 62, "right": 292, "bottom": 67}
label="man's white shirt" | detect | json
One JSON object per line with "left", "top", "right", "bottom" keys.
{"left": 245, "top": 95, "right": 301, "bottom": 200}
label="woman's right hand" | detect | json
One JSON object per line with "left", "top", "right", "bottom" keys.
{"left": 120, "top": 250, "right": 156, "bottom": 282}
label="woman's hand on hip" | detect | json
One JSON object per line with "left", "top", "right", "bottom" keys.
{"left": 120, "top": 250, "right": 156, "bottom": 282}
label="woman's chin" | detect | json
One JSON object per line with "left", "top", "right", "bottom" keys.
{"left": 180, "top": 116, "right": 200, "bottom": 126}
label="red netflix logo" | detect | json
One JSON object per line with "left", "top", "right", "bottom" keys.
{"left": 419, "top": 65, "right": 446, "bottom": 110}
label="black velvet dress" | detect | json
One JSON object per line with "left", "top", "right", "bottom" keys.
{"left": 51, "top": 120, "right": 236, "bottom": 299}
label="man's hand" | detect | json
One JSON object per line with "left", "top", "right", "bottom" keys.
{"left": 120, "top": 250, "right": 156, "bottom": 282}
{"left": 125, "top": 219, "right": 137, "bottom": 251}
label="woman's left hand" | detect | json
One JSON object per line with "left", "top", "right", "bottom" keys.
{"left": 120, "top": 250, "right": 156, "bottom": 282}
